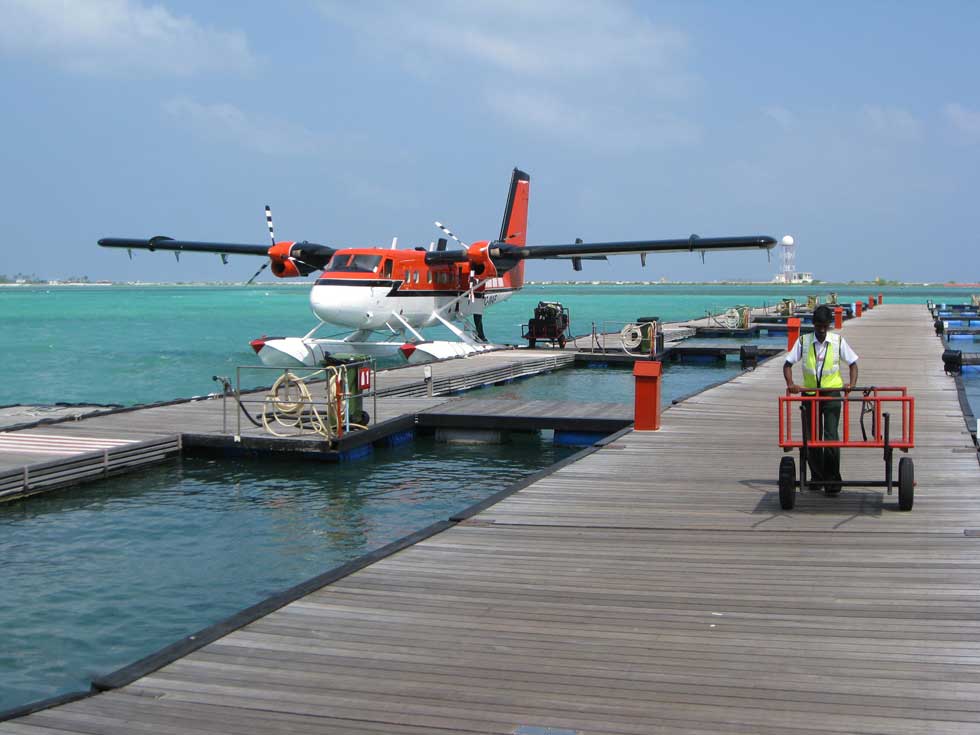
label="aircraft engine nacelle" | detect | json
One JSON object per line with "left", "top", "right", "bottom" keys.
{"left": 466, "top": 241, "right": 498, "bottom": 280}
{"left": 267, "top": 241, "right": 337, "bottom": 278}
{"left": 268, "top": 241, "right": 301, "bottom": 277}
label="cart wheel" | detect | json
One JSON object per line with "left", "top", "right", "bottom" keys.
{"left": 558, "top": 336, "right": 566, "bottom": 349}
{"left": 528, "top": 338, "right": 536, "bottom": 349}
{"left": 898, "top": 457, "right": 914, "bottom": 511}
{"left": 779, "top": 456, "right": 796, "bottom": 510}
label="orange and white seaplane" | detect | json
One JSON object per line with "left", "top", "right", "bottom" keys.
{"left": 99, "top": 169, "right": 776, "bottom": 365}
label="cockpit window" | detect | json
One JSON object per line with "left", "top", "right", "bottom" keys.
{"left": 325, "top": 254, "right": 383, "bottom": 273}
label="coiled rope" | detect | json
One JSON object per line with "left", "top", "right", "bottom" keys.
{"left": 262, "top": 367, "right": 368, "bottom": 439}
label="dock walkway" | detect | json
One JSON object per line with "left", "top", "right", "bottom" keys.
{"left": 5, "top": 304, "right": 980, "bottom": 733}
{"left": 0, "top": 350, "right": 595, "bottom": 500}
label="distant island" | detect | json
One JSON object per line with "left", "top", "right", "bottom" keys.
{"left": 2, "top": 274, "right": 976, "bottom": 288}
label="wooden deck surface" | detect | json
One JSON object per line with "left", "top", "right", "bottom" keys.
{"left": 5, "top": 304, "right": 980, "bottom": 733}
{"left": 0, "top": 350, "right": 575, "bottom": 478}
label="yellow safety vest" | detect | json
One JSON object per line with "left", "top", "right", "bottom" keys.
{"left": 801, "top": 333, "right": 843, "bottom": 389}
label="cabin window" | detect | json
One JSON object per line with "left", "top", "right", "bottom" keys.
{"left": 403, "top": 270, "right": 409, "bottom": 281}
{"left": 412, "top": 271, "right": 420, "bottom": 284}
{"left": 382, "top": 259, "right": 392, "bottom": 278}
{"left": 426, "top": 272, "right": 432, "bottom": 284}
{"left": 325, "top": 254, "right": 383, "bottom": 273}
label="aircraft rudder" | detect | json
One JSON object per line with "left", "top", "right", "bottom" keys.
{"left": 498, "top": 167, "right": 530, "bottom": 248}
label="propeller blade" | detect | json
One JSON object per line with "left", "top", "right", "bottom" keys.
{"left": 434, "top": 221, "right": 467, "bottom": 248}
{"left": 265, "top": 205, "right": 276, "bottom": 247}
{"left": 245, "top": 260, "right": 269, "bottom": 285}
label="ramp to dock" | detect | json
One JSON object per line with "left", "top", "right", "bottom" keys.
{"left": 5, "top": 304, "right": 980, "bottom": 733}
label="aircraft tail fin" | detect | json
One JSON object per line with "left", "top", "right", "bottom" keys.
{"left": 498, "top": 168, "right": 530, "bottom": 247}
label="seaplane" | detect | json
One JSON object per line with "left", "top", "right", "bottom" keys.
{"left": 99, "top": 169, "right": 776, "bottom": 366}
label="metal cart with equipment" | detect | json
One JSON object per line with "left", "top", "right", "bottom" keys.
{"left": 777, "top": 386, "right": 916, "bottom": 511}
{"left": 523, "top": 301, "right": 570, "bottom": 349}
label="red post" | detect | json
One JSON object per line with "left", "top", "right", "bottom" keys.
{"left": 869, "top": 296, "right": 876, "bottom": 309}
{"left": 834, "top": 306, "right": 843, "bottom": 329}
{"left": 633, "top": 361, "right": 662, "bottom": 431}
{"left": 786, "top": 317, "right": 801, "bottom": 351}
{"left": 878, "top": 292, "right": 883, "bottom": 304}
{"left": 855, "top": 301, "right": 863, "bottom": 317}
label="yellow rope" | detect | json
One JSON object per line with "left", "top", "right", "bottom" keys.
{"left": 261, "top": 367, "right": 368, "bottom": 439}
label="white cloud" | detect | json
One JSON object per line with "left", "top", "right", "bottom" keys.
{"left": 763, "top": 106, "right": 796, "bottom": 129}
{"left": 0, "top": 0, "right": 254, "bottom": 76}
{"left": 163, "top": 98, "right": 325, "bottom": 156}
{"left": 485, "top": 87, "right": 699, "bottom": 151}
{"left": 944, "top": 103, "right": 980, "bottom": 142}
{"left": 320, "top": 0, "right": 686, "bottom": 74}
{"left": 316, "top": 0, "right": 695, "bottom": 148}
{"left": 858, "top": 105, "right": 922, "bottom": 142}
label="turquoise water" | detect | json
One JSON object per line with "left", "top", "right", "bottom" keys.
{"left": 1, "top": 283, "right": 973, "bottom": 406}
{"left": 475, "top": 361, "right": 745, "bottom": 405}
{"left": 0, "top": 438, "right": 575, "bottom": 714}
{"left": 963, "top": 367, "right": 980, "bottom": 426}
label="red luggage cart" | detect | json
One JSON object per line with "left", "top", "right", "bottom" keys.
{"left": 777, "top": 387, "right": 916, "bottom": 511}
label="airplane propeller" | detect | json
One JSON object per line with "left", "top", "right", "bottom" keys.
{"left": 244, "top": 205, "right": 277, "bottom": 285}
{"left": 434, "top": 221, "right": 467, "bottom": 248}
{"left": 244, "top": 261, "right": 269, "bottom": 285}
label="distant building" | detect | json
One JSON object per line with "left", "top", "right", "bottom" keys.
{"left": 772, "top": 271, "right": 814, "bottom": 284}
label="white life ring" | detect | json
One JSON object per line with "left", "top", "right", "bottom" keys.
{"left": 620, "top": 324, "right": 644, "bottom": 350}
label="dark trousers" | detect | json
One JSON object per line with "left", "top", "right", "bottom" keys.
{"left": 803, "top": 390, "right": 842, "bottom": 484}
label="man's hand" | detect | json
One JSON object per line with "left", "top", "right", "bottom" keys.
{"left": 843, "top": 383, "right": 853, "bottom": 394}
{"left": 786, "top": 383, "right": 802, "bottom": 394}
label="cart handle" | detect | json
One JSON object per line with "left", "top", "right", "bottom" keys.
{"left": 784, "top": 386, "right": 907, "bottom": 398}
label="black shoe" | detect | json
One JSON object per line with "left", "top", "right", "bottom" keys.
{"left": 824, "top": 484, "right": 842, "bottom": 495}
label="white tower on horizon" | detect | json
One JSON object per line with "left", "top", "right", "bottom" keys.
{"left": 779, "top": 235, "right": 796, "bottom": 283}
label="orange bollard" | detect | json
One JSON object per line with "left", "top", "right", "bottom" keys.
{"left": 786, "top": 317, "right": 801, "bottom": 351}
{"left": 633, "top": 361, "right": 662, "bottom": 431}
{"left": 855, "top": 301, "right": 863, "bottom": 317}
{"left": 878, "top": 292, "right": 883, "bottom": 304}
{"left": 834, "top": 306, "right": 843, "bottom": 329}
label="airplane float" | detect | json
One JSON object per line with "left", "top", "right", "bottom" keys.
{"left": 99, "top": 169, "right": 776, "bottom": 366}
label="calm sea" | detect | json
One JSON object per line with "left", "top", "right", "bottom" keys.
{"left": 1, "top": 282, "right": 972, "bottom": 406}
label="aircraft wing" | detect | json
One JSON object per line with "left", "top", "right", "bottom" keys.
{"left": 101, "top": 237, "right": 277, "bottom": 256}
{"left": 98, "top": 237, "right": 336, "bottom": 276}
{"left": 495, "top": 235, "right": 776, "bottom": 260}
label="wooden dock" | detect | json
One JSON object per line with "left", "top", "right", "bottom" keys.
{"left": 4, "top": 303, "right": 980, "bottom": 733}
{"left": 0, "top": 350, "right": 592, "bottom": 501}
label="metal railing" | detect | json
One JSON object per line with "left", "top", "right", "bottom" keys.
{"left": 588, "top": 320, "right": 666, "bottom": 356}
{"left": 213, "top": 358, "right": 378, "bottom": 441}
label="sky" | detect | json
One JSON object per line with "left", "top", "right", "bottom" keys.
{"left": 0, "top": 0, "right": 978, "bottom": 283}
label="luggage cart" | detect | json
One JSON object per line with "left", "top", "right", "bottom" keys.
{"left": 777, "top": 387, "right": 916, "bottom": 511}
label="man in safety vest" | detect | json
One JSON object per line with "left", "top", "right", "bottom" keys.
{"left": 783, "top": 304, "right": 859, "bottom": 493}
